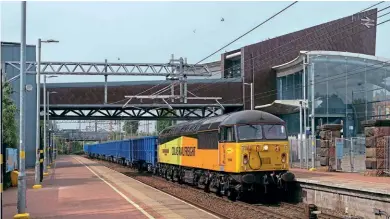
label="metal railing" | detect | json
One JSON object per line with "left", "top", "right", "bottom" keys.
{"left": 289, "top": 137, "right": 366, "bottom": 172}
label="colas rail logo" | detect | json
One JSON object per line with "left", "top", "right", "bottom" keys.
{"left": 162, "top": 148, "right": 169, "bottom": 156}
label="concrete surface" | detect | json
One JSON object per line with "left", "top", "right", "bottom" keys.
{"left": 3, "top": 156, "right": 219, "bottom": 219}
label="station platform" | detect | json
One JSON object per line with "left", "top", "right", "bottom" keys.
{"left": 3, "top": 156, "right": 219, "bottom": 219}
{"left": 291, "top": 168, "right": 390, "bottom": 195}
{"left": 291, "top": 168, "right": 390, "bottom": 219}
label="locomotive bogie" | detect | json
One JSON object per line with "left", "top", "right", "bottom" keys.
{"left": 153, "top": 162, "right": 294, "bottom": 200}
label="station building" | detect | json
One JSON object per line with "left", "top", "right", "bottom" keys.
{"left": 218, "top": 8, "right": 381, "bottom": 138}
{"left": 256, "top": 51, "right": 390, "bottom": 138}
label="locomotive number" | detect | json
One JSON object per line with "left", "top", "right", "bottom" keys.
{"left": 171, "top": 147, "right": 196, "bottom": 156}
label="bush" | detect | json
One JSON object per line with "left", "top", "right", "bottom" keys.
{"left": 2, "top": 81, "right": 18, "bottom": 190}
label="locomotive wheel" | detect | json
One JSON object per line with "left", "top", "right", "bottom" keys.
{"left": 170, "top": 170, "right": 175, "bottom": 182}
{"left": 204, "top": 178, "right": 211, "bottom": 193}
{"left": 227, "top": 188, "right": 237, "bottom": 201}
{"left": 216, "top": 184, "right": 223, "bottom": 197}
{"left": 178, "top": 171, "right": 184, "bottom": 184}
{"left": 165, "top": 170, "right": 170, "bottom": 181}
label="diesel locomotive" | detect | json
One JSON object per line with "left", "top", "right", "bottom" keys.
{"left": 156, "top": 110, "right": 295, "bottom": 200}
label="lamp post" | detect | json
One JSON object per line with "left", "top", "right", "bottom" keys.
{"left": 43, "top": 76, "right": 57, "bottom": 176}
{"left": 15, "top": 2, "right": 29, "bottom": 218}
{"left": 47, "top": 91, "right": 57, "bottom": 166}
{"left": 34, "top": 38, "right": 59, "bottom": 188}
{"left": 243, "top": 82, "right": 254, "bottom": 110}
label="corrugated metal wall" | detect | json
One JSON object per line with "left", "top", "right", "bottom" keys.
{"left": 1, "top": 42, "right": 37, "bottom": 168}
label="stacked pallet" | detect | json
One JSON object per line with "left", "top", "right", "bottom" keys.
{"left": 362, "top": 120, "right": 390, "bottom": 176}
{"left": 318, "top": 124, "right": 342, "bottom": 172}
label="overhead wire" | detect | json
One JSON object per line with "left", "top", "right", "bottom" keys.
{"left": 189, "top": 4, "right": 389, "bottom": 94}
{"left": 194, "top": 1, "right": 385, "bottom": 81}
{"left": 221, "top": 16, "right": 390, "bottom": 105}
{"left": 189, "top": 4, "right": 390, "bottom": 95}
{"left": 56, "top": 1, "right": 388, "bottom": 127}
{"left": 191, "top": 1, "right": 299, "bottom": 66}
{"left": 105, "top": 2, "right": 388, "bottom": 121}
{"left": 113, "top": 1, "right": 299, "bottom": 105}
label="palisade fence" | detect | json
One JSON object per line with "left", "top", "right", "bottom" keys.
{"left": 288, "top": 136, "right": 367, "bottom": 172}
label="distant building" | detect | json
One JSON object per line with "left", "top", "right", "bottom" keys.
{"left": 1, "top": 41, "right": 37, "bottom": 167}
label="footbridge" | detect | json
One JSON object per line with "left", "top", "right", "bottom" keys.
{"left": 3, "top": 57, "right": 243, "bottom": 120}
{"left": 41, "top": 78, "right": 243, "bottom": 120}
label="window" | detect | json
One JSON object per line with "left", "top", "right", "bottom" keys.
{"left": 237, "top": 124, "right": 262, "bottom": 141}
{"left": 263, "top": 125, "right": 287, "bottom": 140}
{"left": 219, "top": 126, "right": 236, "bottom": 142}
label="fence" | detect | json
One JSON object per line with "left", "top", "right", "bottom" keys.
{"left": 385, "top": 137, "right": 390, "bottom": 175}
{"left": 288, "top": 137, "right": 317, "bottom": 169}
{"left": 288, "top": 137, "right": 366, "bottom": 172}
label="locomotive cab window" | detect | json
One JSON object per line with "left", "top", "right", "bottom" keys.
{"left": 237, "top": 124, "right": 263, "bottom": 141}
{"left": 263, "top": 124, "right": 287, "bottom": 140}
{"left": 219, "top": 126, "right": 236, "bottom": 142}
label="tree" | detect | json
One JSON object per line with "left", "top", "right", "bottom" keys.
{"left": 2, "top": 81, "right": 18, "bottom": 148}
{"left": 123, "top": 120, "right": 139, "bottom": 136}
{"left": 156, "top": 112, "right": 176, "bottom": 134}
{"left": 2, "top": 80, "right": 18, "bottom": 190}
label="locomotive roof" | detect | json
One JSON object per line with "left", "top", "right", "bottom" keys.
{"left": 159, "top": 110, "right": 285, "bottom": 137}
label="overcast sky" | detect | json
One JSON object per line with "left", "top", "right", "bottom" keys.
{"left": 1, "top": 1, "right": 389, "bottom": 131}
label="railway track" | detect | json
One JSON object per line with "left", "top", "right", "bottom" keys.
{"left": 92, "top": 158, "right": 308, "bottom": 219}
{"left": 90, "top": 157, "right": 350, "bottom": 219}
{"left": 130, "top": 174, "right": 304, "bottom": 219}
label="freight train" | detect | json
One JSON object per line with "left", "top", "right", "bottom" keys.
{"left": 84, "top": 110, "right": 295, "bottom": 201}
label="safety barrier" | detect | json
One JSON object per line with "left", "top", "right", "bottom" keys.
{"left": 289, "top": 137, "right": 366, "bottom": 172}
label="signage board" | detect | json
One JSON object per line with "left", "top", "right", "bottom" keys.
{"left": 6, "top": 148, "right": 18, "bottom": 173}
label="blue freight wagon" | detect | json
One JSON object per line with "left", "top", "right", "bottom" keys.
{"left": 83, "top": 135, "right": 158, "bottom": 172}
{"left": 130, "top": 136, "right": 158, "bottom": 171}
{"left": 83, "top": 145, "right": 89, "bottom": 155}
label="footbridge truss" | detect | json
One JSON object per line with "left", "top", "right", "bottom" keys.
{"left": 41, "top": 104, "right": 242, "bottom": 120}
{"left": 3, "top": 58, "right": 211, "bottom": 76}
{"left": 3, "top": 54, "right": 243, "bottom": 120}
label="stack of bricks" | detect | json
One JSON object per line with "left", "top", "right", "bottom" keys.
{"left": 318, "top": 124, "right": 342, "bottom": 172}
{"left": 362, "top": 120, "right": 390, "bottom": 176}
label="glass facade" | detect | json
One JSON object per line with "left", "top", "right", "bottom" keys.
{"left": 277, "top": 70, "right": 305, "bottom": 100}
{"left": 277, "top": 52, "right": 390, "bottom": 138}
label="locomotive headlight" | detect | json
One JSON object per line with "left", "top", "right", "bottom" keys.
{"left": 243, "top": 154, "right": 249, "bottom": 165}
{"left": 281, "top": 153, "right": 287, "bottom": 163}
{"left": 263, "top": 145, "right": 269, "bottom": 151}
